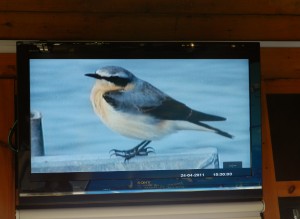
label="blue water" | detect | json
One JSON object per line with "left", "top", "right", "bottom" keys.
{"left": 30, "top": 59, "right": 251, "bottom": 168}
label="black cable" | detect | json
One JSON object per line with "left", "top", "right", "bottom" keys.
{"left": 7, "top": 120, "right": 18, "bottom": 153}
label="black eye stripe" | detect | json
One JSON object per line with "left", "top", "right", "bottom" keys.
{"left": 85, "top": 73, "right": 130, "bottom": 87}
{"left": 104, "top": 76, "right": 130, "bottom": 87}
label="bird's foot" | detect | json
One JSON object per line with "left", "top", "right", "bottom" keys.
{"left": 110, "top": 140, "right": 154, "bottom": 162}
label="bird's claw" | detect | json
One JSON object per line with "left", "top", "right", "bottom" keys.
{"left": 110, "top": 140, "right": 154, "bottom": 162}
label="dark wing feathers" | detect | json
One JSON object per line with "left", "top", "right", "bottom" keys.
{"left": 140, "top": 96, "right": 226, "bottom": 122}
{"left": 103, "top": 87, "right": 226, "bottom": 122}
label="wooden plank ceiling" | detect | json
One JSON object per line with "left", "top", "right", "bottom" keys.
{"left": 1, "top": 0, "right": 300, "bottom": 41}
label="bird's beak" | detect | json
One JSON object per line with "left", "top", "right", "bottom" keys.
{"left": 85, "top": 73, "right": 100, "bottom": 79}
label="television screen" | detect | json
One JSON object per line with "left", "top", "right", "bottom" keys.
{"left": 16, "top": 42, "right": 262, "bottom": 208}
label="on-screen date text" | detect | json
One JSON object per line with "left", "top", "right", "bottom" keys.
{"left": 180, "top": 173, "right": 205, "bottom": 178}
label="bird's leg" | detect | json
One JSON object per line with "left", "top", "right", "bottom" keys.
{"left": 110, "top": 140, "right": 155, "bottom": 162}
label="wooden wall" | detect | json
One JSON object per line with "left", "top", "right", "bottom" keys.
{"left": 0, "top": 54, "right": 16, "bottom": 219}
{"left": 1, "top": 1, "right": 300, "bottom": 219}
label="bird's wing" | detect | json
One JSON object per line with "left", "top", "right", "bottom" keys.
{"left": 103, "top": 82, "right": 226, "bottom": 122}
{"left": 141, "top": 96, "right": 226, "bottom": 122}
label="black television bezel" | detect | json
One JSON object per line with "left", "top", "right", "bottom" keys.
{"left": 16, "top": 41, "right": 262, "bottom": 208}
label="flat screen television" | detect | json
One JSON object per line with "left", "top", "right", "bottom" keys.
{"left": 16, "top": 41, "right": 262, "bottom": 208}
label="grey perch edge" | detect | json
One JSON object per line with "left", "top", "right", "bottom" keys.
{"left": 31, "top": 147, "right": 219, "bottom": 173}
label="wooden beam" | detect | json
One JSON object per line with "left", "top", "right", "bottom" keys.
{"left": 261, "top": 81, "right": 280, "bottom": 219}
{"left": 1, "top": 0, "right": 300, "bottom": 15}
{"left": 1, "top": 13, "right": 300, "bottom": 40}
{"left": 261, "top": 48, "right": 300, "bottom": 80}
{"left": 264, "top": 79, "right": 300, "bottom": 93}
{"left": 277, "top": 181, "right": 300, "bottom": 197}
{"left": 0, "top": 79, "right": 15, "bottom": 219}
{"left": 0, "top": 54, "right": 16, "bottom": 77}
{"left": 1, "top": 0, "right": 300, "bottom": 41}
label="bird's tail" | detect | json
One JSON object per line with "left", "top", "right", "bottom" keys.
{"left": 214, "top": 128, "right": 234, "bottom": 139}
{"left": 189, "top": 110, "right": 226, "bottom": 122}
{"left": 197, "top": 121, "right": 234, "bottom": 139}
{"left": 185, "top": 110, "right": 233, "bottom": 138}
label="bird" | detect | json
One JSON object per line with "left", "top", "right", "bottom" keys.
{"left": 85, "top": 66, "right": 233, "bottom": 161}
